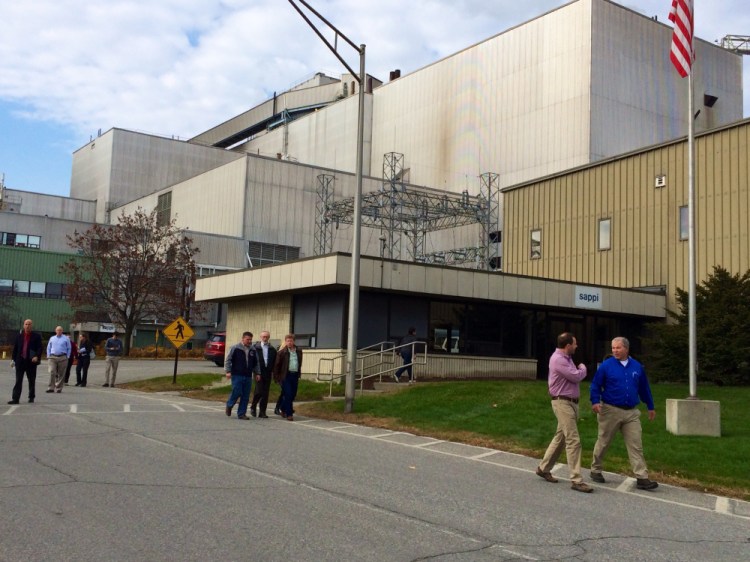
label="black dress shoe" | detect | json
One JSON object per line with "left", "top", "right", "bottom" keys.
{"left": 74, "top": 383, "right": 81, "bottom": 387}
{"left": 250, "top": 408, "right": 257, "bottom": 418}
{"left": 7, "top": 400, "right": 19, "bottom": 405}
{"left": 225, "top": 406, "right": 232, "bottom": 417}
{"left": 274, "top": 408, "right": 282, "bottom": 416}
{"left": 102, "top": 383, "right": 109, "bottom": 387}
{"left": 28, "top": 399, "right": 34, "bottom": 403}
{"left": 238, "top": 415, "right": 250, "bottom": 420}
{"left": 259, "top": 414, "right": 269, "bottom": 418}
{"left": 46, "top": 389, "right": 54, "bottom": 393}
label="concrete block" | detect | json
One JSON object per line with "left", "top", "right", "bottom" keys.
{"left": 666, "top": 399, "right": 721, "bottom": 437}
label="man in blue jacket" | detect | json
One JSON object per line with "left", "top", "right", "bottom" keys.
{"left": 225, "top": 331, "right": 257, "bottom": 420}
{"left": 589, "top": 336, "right": 658, "bottom": 490}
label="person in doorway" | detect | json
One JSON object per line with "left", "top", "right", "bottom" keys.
{"left": 75, "top": 333, "right": 93, "bottom": 387}
{"left": 225, "top": 332, "right": 257, "bottom": 420}
{"left": 273, "top": 334, "right": 303, "bottom": 421}
{"left": 103, "top": 332, "right": 123, "bottom": 387}
{"left": 589, "top": 336, "right": 658, "bottom": 490}
{"left": 47, "top": 326, "right": 71, "bottom": 393}
{"left": 393, "top": 327, "right": 417, "bottom": 383}
{"left": 251, "top": 331, "right": 277, "bottom": 418}
{"left": 9, "top": 319, "right": 43, "bottom": 404}
{"left": 63, "top": 333, "right": 78, "bottom": 385}
{"left": 536, "top": 332, "right": 592, "bottom": 493}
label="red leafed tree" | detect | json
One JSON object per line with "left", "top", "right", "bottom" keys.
{"left": 61, "top": 208, "right": 199, "bottom": 355}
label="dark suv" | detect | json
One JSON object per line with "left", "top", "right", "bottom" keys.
{"left": 204, "top": 332, "right": 226, "bottom": 366}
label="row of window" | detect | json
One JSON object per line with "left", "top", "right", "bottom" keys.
{"left": 530, "top": 206, "right": 691, "bottom": 259}
{"left": 1, "top": 232, "right": 41, "bottom": 249}
{"left": 0, "top": 279, "right": 67, "bottom": 299}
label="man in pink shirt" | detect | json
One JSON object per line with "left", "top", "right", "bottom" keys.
{"left": 536, "top": 332, "right": 592, "bottom": 493}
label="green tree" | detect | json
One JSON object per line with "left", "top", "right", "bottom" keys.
{"left": 61, "top": 208, "right": 199, "bottom": 355}
{"left": 645, "top": 266, "right": 750, "bottom": 385}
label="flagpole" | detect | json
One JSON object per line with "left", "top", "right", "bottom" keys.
{"left": 687, "top": 70, "right": 697, "bottom": 398}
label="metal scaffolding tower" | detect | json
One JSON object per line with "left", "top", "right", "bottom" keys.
{"left": 479, "top": 172, "right": 501, "bottom": 270}
{"left": 314, "top": 174, "right": 335, "bottom": 255}
{"left": 720, "top": 35, "right": 750, "bottom": 55}
{"left": 314, "top": 153, "right": 500, "bottom": 270}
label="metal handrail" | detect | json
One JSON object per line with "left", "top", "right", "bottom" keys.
{"left": 316, "top": 340, "right": 427, "bottom": 397}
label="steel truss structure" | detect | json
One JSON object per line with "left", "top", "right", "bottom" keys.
{"left": 314, "top": 153, "right": 501, "bottom": 270}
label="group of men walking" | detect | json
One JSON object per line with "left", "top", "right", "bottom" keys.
{"left": 8, "top": 318, "right": 124, "bottom": 404}
{"left": 537, "top": 332, "right": 658, "bottom": 493}
{"left": 225, "top": 331, "right": 302, "bottom": 422}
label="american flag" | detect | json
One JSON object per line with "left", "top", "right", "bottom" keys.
{"left": 669, "top": 0, "right": 694, "bottom": 77}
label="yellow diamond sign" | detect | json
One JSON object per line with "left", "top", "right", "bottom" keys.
{"left": 163, "top": 316, "right": 194, "bottom": 349}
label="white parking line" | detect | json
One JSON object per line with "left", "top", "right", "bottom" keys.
{"left": 171, "top": 404, "right": 185, "bottom": 412}
{"left": 617, "top": 478, "right": 635, "bottom": 492}
{"left": 716, "top": 496, "right": 732, "bottom": 514}
{"left": 70, "top": 404, "right": 78, "bottom": 413}
{"left": 3, "top": 405, "right": 19, "bottom": 415}
{"left": 123, "top": 404, "right": 131, "bottom": 412}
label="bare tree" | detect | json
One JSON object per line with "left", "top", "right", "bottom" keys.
{"left": 62, "top": 208, "right": 199, "bottom": 355}
{"left": 0, "top": 292, "right": 19, "bottom": 334}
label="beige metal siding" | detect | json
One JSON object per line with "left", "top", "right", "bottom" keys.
{"left": 504, "top": 119, "right": 750, "bottom": 314}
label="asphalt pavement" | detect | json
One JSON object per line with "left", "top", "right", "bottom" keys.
{"left": 1, "top": 359, "right": 749, "bottom": 561}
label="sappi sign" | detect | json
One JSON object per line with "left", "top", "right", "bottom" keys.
{"left": 574, "top": 286, "right": 602, "bottom": 309}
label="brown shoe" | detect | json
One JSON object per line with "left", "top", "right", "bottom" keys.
{"left": 571, "top": 482, "right": 594, "bottom": 493}
{"left": 286, "top": 416, "right": 294, "bottom": 421}
{"left": 238, "top": 415, "right": 250, "bottom": 420}
{"left": 536, "top": 467, "right": 558, "bottom": 483}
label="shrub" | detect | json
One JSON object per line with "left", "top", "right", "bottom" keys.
{"left": 644, "top": 266, "right": 750, "bottom": 385}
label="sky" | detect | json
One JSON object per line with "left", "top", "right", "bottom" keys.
{"left": 1, "top": 0, "right": 748, "bottom": 197}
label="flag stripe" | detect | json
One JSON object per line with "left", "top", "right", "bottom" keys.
{"left": 669, "top": 0, "right": 694, "bottom": 78}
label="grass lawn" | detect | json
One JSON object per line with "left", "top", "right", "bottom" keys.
{"left": 121, "top": 374, "right": 749, "bottom": 501}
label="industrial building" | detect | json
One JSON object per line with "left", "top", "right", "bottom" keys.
{"left": 502, "top": 117, "right": 750, "bottom": 316}
{"left": 0, "top": 0, "right": 743, "bottom": 373}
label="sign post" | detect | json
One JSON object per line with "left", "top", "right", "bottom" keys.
{"left": 163, "top": 316, "right": 194, "bottom": 384}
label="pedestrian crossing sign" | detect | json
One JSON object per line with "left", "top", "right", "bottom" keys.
{"left": 163, "top": 316, "right": 194, "bottom": 348}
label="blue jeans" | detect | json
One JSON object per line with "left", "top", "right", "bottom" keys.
{"left": 226, "top": 375, "right": 252, "bottom": 418}
{"left": 395, "top": 353, "right": 413, "bottom": 380}
{"left": 280, "top": 372, "right": 300, "bottom": 417}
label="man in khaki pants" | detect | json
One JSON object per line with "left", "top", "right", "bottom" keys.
{"left": 589, "top": 337, "right": 658, "bottom": 490}
{"left": 46, "top": 326, "right": 71, "bottom": 393}
{"left": 536, "top": 332, "right": 592, "bottom": 493}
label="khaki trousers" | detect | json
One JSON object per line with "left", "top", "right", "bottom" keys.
{"left": 539, "top": 399, "right": 582, "bottom": 483}
{"left": 591, "top": 403, "right": 649, "bottom": 479}
{"left": 47, "top": 356, "right": 68, "bottom": 390}
{"left": 105, "top": 356, "right": 121, "bottom": 385}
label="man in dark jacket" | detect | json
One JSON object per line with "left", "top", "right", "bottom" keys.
{"left": 393, "top": 327, "right": 418, "bottom": 383}
{"left": 272, "top": 334, "right": 303, "bottom": 421}
{"left": 9, "top": 319, "right": 43, "bottom": 404}
{"left": 250, "top": 330, "right": 277, "bottom": 418}
{"left": 225, "top": 332, "right": 257, "bottom": 420}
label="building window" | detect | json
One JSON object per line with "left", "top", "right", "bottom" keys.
{"left": 157, "top": 192, "right": 172, "bottom": 227}
{"left": 29, "top": 282, "right": 45, "bottom": 298}
{"left": 46, "top": 283, "right": 64, "bottom": 300}
{"left": 679, "top": 206, "right": 688, "bottom": 240}
{"left": 598, "top": 218, "right": 611, "bottom": 251}
{"left": 0, "top": 232, "right": 41, "bottom": 248}
{"left": 530, "top": 229, "right": 542, "bottom": 259}
{"left": 489, "top": 230, "right": 502, "bottom": 243}
{"left": 13, "top": 280, "right": 29, "bottom": 295}
{"left": 247, "top": 241, "right": 300, "bottom": 267}
{"left": 0, "top": 279, "right": 12, "bottom": 294}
